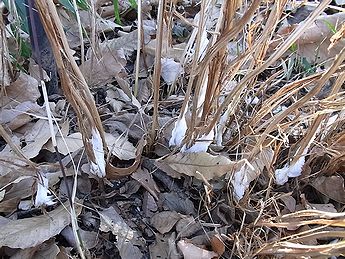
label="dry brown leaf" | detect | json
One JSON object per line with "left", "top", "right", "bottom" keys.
{"left": 44, "top": 122, "right": 83, "bottom": 155}
{"left": 0, "top": 101, "right": 43, "bottom": 131}
{"left": 105, "top": 113, "right": 151, "bottom": 141}
{"left": 210, "top": 234, "right": 225, "bottom": 256}
{"left": 131, "top": 167, "right": 160, "bottom": 200}
{"left": 150, "top": 211, "right": 182, "bottom": 234}
{"left": 280, "top": 195, "right": 297, "bottom": 213}
{"left": 307, "top": 203, "right": 337, "bottom": 213}
{"left": 149, "top": 232, "right": 180, "bottom": 259}
{"left": 0, "top": 202, "right": 81, "bottom": 248}
{"left": 99, "top": 206, "right": 143, "bottom": 259}
{"left": 155, "top": 152, "right": 236, "bottom": 181}
{"left": 11, "top": 241, "right": 60, "bottom": 259}
{"left": 143, "top": 192, "right": 158, "bottom": 217}
{"left": 277, "top": 13, "right": 345, "bottom": 64}
{"left": 0, "top": 136, "right": 27, "bottom": 177}
{"left": 177, "top": 240, "right": 218, "bottom": 259}
{"left": 160, "top": 192, "right": 196, "bottom": 215}
{"left": 79, "top": 48, "right": 127, "bottom": 87}
{"left": 145, "top": 40, "right": 186, "bottom": 62}
{"left": 105, "top": 132, "right": 136, "bottom": 160}
{"left": 311, "top": 175, "right": 345, "bottom": 204}
{"left": 22, "top": 119, "right": 57, "bottom": 159}
{"left": 0, "top": 177, "right": 35, "bottom": 212}
{"left": 1, "top": 73, "right": 40, "bottom": 108}
{"left": 61, "top": 226, "right": 98, "bottom": 249}
{"left": 56, "top": 132, "right": 84, "bottom": 155}
{"left": 0, "top": 72, "right": 42, "bottom": 130}
{"left": 176, "top": 216, "right": 202, "bottom": 238}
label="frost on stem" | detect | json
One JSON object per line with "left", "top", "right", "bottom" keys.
{"left": 90, "top": 128, "right": 106, "bottom": 178}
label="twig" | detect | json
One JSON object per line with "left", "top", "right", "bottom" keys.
{"left": 150, "top": 0, "right": 165, "bottom": 145}
{"left": 134, "top": 0, "right": 142, "bottom": 97}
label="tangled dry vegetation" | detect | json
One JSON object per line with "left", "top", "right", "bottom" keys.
{"left": 1, "top": 0, "right": 345, "bottom": 258}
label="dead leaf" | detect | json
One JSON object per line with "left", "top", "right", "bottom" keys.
{"left": 105, "top": 132, "right": 136, "bottom": 160}
{"left": 155, "top": 152, "right": 237, "bottom": 181}
{"left": 0, "top": 177, "right": 35, "bottom": 212}
{"left": 99, "top": 206, "right": 143, "bottom": 259}
{"left": 11, "top": 240, "right": 60, "bottom": 259}
{"left": 1, "top": 73, "right": 40, "bottom": 108}
{"left": 131, "top": 167, "right": 160, "bottom": 200}
{"left": 210, "top": 235, "right": 225, "bottom": 256}
{"left": 0, "top": 101, "right": 43, "bottom": 131}
{"left": 143, "top": 192, "right": 158, "bottom": 217}
{"left": 150, "top": 211, "right": 182, "bottom": 234}
{"left": 177, "top": 240, "right": 218, "bottom": 259}
{"left": 161, "top": 58, "right": 183, "bottom": 85}
{"left": 311, "top": 175, "right": 345, "bottom": 204}
{"left": 308, "top": 203, "right": 337, "bottom": 213}
{"left": 160, "top": 192, "right": 196, "bottom": 215}
{"left": 276, "top": 12, "right": 345, "bottom": 65}
{"left": 105, "top": 113, "right": 151, "bottom": 141}
{"left": 61, "top": 226, "right": 98, "bottom": 249}
{"left": 149, "top": 232, "right": 180, "bottom": 259}
{"left": 56, "top": 132, "right": 84, "bottom": 155}
{"left": 22, "top": 119, "right": 57, "bottom": 159}
{"left": 280, "top": 195, "right": 297, "bottom": 213}
{"left": 79, "top": 48, "right": 127, "bottom": 87}
{"left": 176, "top": 216, "right": 202, "bottom": 238}
{"left": 0, "top": 202, "right": 81, "bottom": 248}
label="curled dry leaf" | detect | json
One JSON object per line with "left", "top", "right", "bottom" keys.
{"left": 155, "top": 152, "right": 237, "bottom": 181}
{"left": 0, "top": 202, "right": 81, "bottom": 249}
{"left": 0, "top": 73, "right": 41, "bottom": 130}
{"left": 0, "top": 177, "right": 35, "bottom": 213}
{"left": 106, "top": 136, "right": 147, "bottom": 179}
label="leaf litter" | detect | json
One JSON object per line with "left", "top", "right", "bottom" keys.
{"left": 1, "top": 0, "right": 345, "bottom": 258}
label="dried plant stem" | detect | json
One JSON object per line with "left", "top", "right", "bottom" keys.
{"left": 150, "top": 0, "right": 165, "bottom": 145}
{"left": 133, "top": 0, "right": 143, "bottom": 97}
{"left": 72, "top": 0, "right": 85, "bottom": 64}
{"left": 134, "top": 0, "right": 142, "bottom": 97}
{"left": 204, "top": 0, "right": 331, "bottom": 137}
